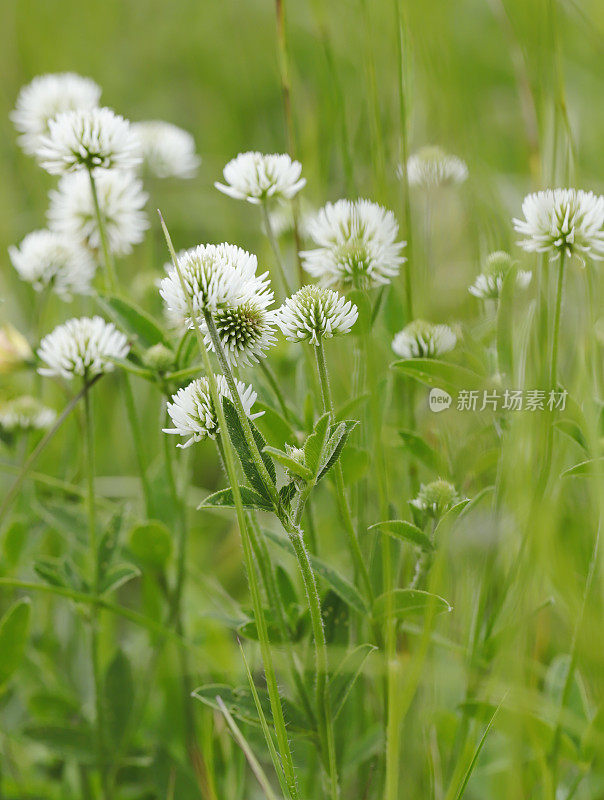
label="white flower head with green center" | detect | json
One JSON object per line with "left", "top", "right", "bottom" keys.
{"left": 132, "top": 120, "right": 200, "bottom": 179}
{"left": 11, "top": 73, "right": 101, "bottom": 156}
{"left": 215, "top": 151, "right": 306, "bottom": 204}
{"left": 35, "top": 107, "right": 142, "bottom": 174}
{"left": 513, "top": 188, "right": 604, "bottom": 262}
{"left": 0, "top": 396, "right": 57, "bottom": 434}
{"left": 301, "top": 199, "right": 405, "bottom": 291}
{"left": 468, "top": 250, "right": 532, "bottom": 300}
{"left": 48, "top": 169, "right": 149, "bottom": 257}
{"left": 163, "top": 374, "right": 261, "bottom": 448}
{"left": 392, "top": 319, "right": 457, "bottom": 359}
{"left": 402, "top": 146, "right": 468, "bottom": 189}
{"left": 410, "top": 479, "right": 461, "bottom": 522}
{"left": 37, "top": 316, "right": 130, "bottom": 380}
{"left": 9, "top": 229, "right": 96, "bottom": 299}
{"left": 276, "top": 284, "right": 358, "bottom": 345}
{"left": 160, "top": 243, "right": 277, "bottom": 365}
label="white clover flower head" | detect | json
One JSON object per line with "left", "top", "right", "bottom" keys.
{"left": 276, "top": 284, "right": 358, "bottom": 345}
{"left": 301, "top": 199, "right": 405, "bottom": 291}
{"left": 11, "top": 73, "right": 102, "bottom": 156}
{"left": 37, "top": 316, "right": 130, "bottom": 380}
{"left": 163, "top": 374, "right": 261, "bottom": 448}
{"left": 132, "top": 120, "right": 200, "bottom": 179}
{"left": 402, "top": 146, "right": 468, "bottom": 189}
{"left": 0, "top": 396, "right": 57, "bottom": 434}
{"left": 215, "top": 151, "right": 306, "bottom": 204}
{"left": 48, "top": 169, "right": 149, "bottom": 257}
{"left": 410, "top": 479, "right": 460, "bottom": 520}
{"left": 513, "top": 188, "right": 604, "bottom": 262}
{"left": 160, "top": 243, "right": 277, "bottom": 365}
{"left": 392, "top": 319, "right": 457, "bottom": 359}
{"left": 8, "top": 230, "right": 96, "bottom": 299}
{"left": 35, "top": 107, "right": 141, "bottom": 174}
{"left": 468, "top": 250, "right": 532, "bottom": 300}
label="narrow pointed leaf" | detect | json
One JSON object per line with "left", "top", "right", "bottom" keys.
{"left": 198, "top": 486, "right": 274, "bottom": 512}
{"left": 369, "top": 520, "right": 434, "bottom": 551}
{"left": 373, "top": 589, "right": 452, "bottom": 619}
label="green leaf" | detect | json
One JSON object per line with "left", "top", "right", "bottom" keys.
{"left": 0, "top": 598, "right": 31, "bottom": 689}
{"left": 373, "top": 589, "right": 452, "bottom": 619}
{"left": 392, "top": 359, "right": 486, "bottom": 393}
{"left": 554, "top": 419, "right": 588, "bottom": 452}
{"left": 398, "top": 429, "right": 446, "bottom": 473}
{"left": 369, "top": 520, "right": 434, "bottom": 551}
{"left": 24, "top": 724, "right": 96, "bottom": 762}
{"left": 496, "top": 265, "right": 517, "bottom": 379}
{"left": 434, "top": 499, "right": 471, "bottom": 539}
{"left": 254, "top": 401, "right": 297, "bottom": 446}
{"left": 129, "top": 520, "right": 173, "bottom": 570}
{"left": 262, "top": 528, "right": 367, "bottom": 614}
{"left": 98, "top": 294, "right": 170, "bottom": 350}
{"left": 304, "top": 413, "right": 330, "bottom": 474}
{"left": 198, "top": 486, "right": 274, "bottom": 512}
{"left": 104, "top": 650, "right": 134, "bottom": 750}
{"left": 335, "top": 393, "right": 369, "bottom": 422}
{"left": 317, "top": 420, "right": 359, "bottom": 481}
{"left": 330, "top": 644, "right": 376, "bottom": 720}
{"left": 263, "top": 446, "right": 313, "bottom": 481}
{"left": 222, "top": 397, "right": 276, "bottom": 503}
{"left": 278, "top": 482, "right": 298, "bottom": 511}
{"left": 561, "top": 457, "right": 604, "bottom": 478}
{"left": 100, "top": 563, "right": 140, "bottom": 594}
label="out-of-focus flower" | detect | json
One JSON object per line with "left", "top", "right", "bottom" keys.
{"left": 132, "top": 120, "right": 200, "bottom": 179}
{"left": 35, "top": 107, "right": 141, "bottom": 174}
{"left": 159, "top": 243, "right": 277, "bottom": 365}
{"left": 48, "top": 169, "right": 148, "bottom": 257}
{"left": 142, "top": 343, "right": 175, "bottom": 372}
{"left": 11, "top": 73, "right": 101, "bottom": 155}
{"left": 215, "top": 152, "right": 305, "bottom": 204}
{"left": 163, "top": 374, "right": 261, "bottom": 448}
{"left": 410, "top": 479, "right": 461, "bottom": 522}
{"left": 392, "top": 319, "right": 457, "bottom": 359}
{"left": 513, "top": 188, "right": 604, "bottom": 262}
{"left": 301, "top": 199, "right": 405, "bottom": 291}
{"left": 37, "top": 316, "right": 129, "bottom": 380}
{"left": 0, "top": 324, "right": 33, "bottom": 374}
{"left": 276, "top": 284, "right": 358, "bottom": 345}
{"left": 401, "top": 146, "right": 468, "bottom": 189}
{"left": 468, "top": 251, "right": 532, "bottom": 300}
{"left": 266, "top": 200, "right": 315, "bottom": 239}
{"left": 0, "top": 396, "right": 56, "bottom": 434}
{"left": 9, "top": 230, "right": 96, "bottom": 299}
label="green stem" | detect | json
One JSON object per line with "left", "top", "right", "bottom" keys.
{"left": 314, "top": 340, "right": 373, "bottom": 603}
{"left": 83, "top": 383, "right": 110, "bottom": 800}
{"left": 549, "top": 252, "right": 566, "bottom": 389}
{"left": 159, "top": 212, "right": 300, "bottom": 800}
{"left": 88, "top": 169, "right": 118, "bottom": 292}
{"left": 262, "top": 200, "right": 293, "bottom": 296}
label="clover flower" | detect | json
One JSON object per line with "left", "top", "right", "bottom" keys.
{"left": 37, "top": 316, "right": 130, "bottom": 380}
{"left": 276, "top": 284, "right": 358, "bottom": 345}
{"left": 402, "top": 146, "right": 468, "bottom": 189}
{"left": 0, "top": 325, "right": 33, "bottom": 374}
{"left": 468, "top": 251, "right": 532, "bottom": 300}
{"left": 160, "top": 243, "right": 277, "bottom": 365}
{"left": 132, "top": 120, "right": 200, "bottom": 179}
{"left": 301, "top": 199, "right": 405, "bottom": 291}
{"left": 215, "top": 152, "right": 305, "bottom": 204}
{"left": 392, "top": 319, "right": 457, "bottom": 359}
{"left": 48, "top": 169, "right": 149, "bottom": 257}
{"left": 9, "top": 230, "right": 96, "bottom": 299}
{"left": 0, "top": 396, "right": 56, "bottom": 435}
{"left": 513, "top": 188, "right": 604, "bottom": 262}
{"left": 410, "top": 479, "right": 461, "bottom": 523}
{"left": 35, "top": 107, "right": 141, "bottom": 174}
{"left": 163, "top": 374, "right": 261, "bottom": 448}
{"left": 11, "top": 73, "right": 102, "bottom": 155}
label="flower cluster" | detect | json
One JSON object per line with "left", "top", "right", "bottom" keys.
{"left": 301, "top": 199, "right": 405, "bottom": 291}
{"left": 410, "top": 480, "right": 461, "bottom": 524}
{"left": 468, "top": 251, "right": 532, "bottom": 300}
{"left": 216, "top": 152, "right": 305, "bottom": 204}
{"left": 164, "top": 375, "right": 261, "bottom": 448}
{"left": 403, "top": 146, "right": 468, "bottom": 189}
{"left": 133, "top": 120, "right": 200, "bottom": 179}
{"left": 9, "top": 229, "right": 96, "bottom": 299}
{"left": 513, "top": 188, "right": 604, "bottom": 262}
{"left": 0, "top": 396, "right": 56, "bottom": 435}
{"left": 392, "top": 320, "right": 457, "bottom": 359}
{"left": 277, "top": 285, "right": 358, "bottom": 345}
{"left": 37, "top": 316, "right": 130, "bottom": 380}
